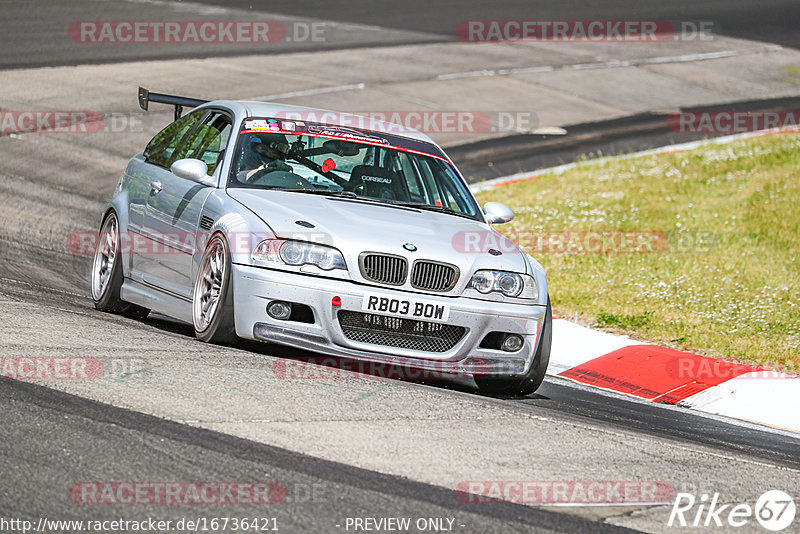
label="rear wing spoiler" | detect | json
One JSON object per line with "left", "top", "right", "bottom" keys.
{"left": 138, "top": 87, "right": 208, "bottom": 120}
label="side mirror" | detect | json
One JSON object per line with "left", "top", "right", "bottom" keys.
{"left": 483, "top": 201, "right": 514, "bottom": 224}
{"left": 171, "top": 158, "right": 210, "bottom": 184}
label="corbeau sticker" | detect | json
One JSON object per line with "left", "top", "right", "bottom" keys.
{"left": 361, "top": 175, "right": 392, "bottom": 184}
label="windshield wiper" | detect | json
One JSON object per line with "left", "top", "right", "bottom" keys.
{"left": 397, "top": 202, "right": 460, "bottom": 215}
{"left": 271, "top": 188, "right": 359, "bottom": 198}
{"left": 279, "top": 189, "right": 415, "bottom": 208}
{"left": 270, "top": 190, "right": 475, "bottom": 217}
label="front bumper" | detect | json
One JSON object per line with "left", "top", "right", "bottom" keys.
{"left": 232, "top": 263, "right": 546, "bottom": 377}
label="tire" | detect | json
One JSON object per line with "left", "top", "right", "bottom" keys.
{"left": 475, "top": 298, "right": 552, "bottom": 397}
{"left": 193, "top": 233, "right": 237, "bottom": 344}
{"left": 91, "top": 211, "right": 150, "bottom": 319}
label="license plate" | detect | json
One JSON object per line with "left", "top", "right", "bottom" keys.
{"left": 361, "top": 294, "right": 450, "bottom": 322}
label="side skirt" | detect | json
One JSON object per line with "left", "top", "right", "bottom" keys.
{"left": 120, "top": 278, "right": 192, "bottom": 324}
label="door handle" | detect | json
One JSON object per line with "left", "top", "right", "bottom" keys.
{"left": 150, "top": 181, "right": 162, "bottom": 194}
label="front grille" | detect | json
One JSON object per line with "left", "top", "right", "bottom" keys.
{"left": 338, "top": 311, "right": 466, "bottom": 353}
{"left": 410, "top": 261, "right": 459, "bottom": 292}
{"left": 360, "top": 253, "right": 408, "bottom": 286}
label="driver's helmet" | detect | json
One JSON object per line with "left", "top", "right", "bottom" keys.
{"left": 250, "top": 133, "right": 289, "bottom": 159}
{"left": 240, "top": 133, "right": 290, "bottom": 170}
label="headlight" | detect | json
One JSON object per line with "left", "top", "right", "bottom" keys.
{"left": 252, "top": 239, "right": 346, "bottom": 271}
{"left": 468, "top": 270, "right": 537, "bottom": 300}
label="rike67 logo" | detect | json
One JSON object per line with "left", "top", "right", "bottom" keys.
{"left": 669, "top": 490, "right": 796, "bottom": 531}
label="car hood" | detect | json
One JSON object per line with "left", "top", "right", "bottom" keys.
{"left": 226, "top": 188, "right": 530, "bottom": 283}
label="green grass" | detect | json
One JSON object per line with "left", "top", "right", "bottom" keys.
{"left": 477, "top": 133, "right": 800, "bottom": 372}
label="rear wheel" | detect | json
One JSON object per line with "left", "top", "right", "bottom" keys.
{"left": 91, "top": 212, "right": 150, "bottom": 319}
{"left": 475, "top": 298, "right": 552, "bottom": 397}
{"left": 193, "top": 233, "right": 237, "bottom": 344}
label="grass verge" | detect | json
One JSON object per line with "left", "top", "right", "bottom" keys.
{"left": 476, "top": 132, "right": 800, "bottom": 371}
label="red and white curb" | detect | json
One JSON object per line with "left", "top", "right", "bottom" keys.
{"left": 548, "top": 320, "right": 800, "bottom": 433}
{"left": 469, "top": 127, "right": 800, "bottom": 434}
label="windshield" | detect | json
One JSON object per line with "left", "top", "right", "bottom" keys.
{"left": 228, "top": 118, "right": 481, "bottom": 220}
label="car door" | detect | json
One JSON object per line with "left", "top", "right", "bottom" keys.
{"left": 140, "top": 110, "right": 232, "bottom": 299}
{"left": 128, "top": 109, "right": 207, "bottom": 285}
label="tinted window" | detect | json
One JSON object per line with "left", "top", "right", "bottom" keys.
{"left": 143, "top": 109, "right": 206, "bottom": 168}
{"left": 176, "top": 112, "right": 232, "bottom": 175}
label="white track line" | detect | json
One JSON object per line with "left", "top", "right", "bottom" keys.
{"left": 256, "top": 45, "right": 783, "bottom": 103}
{"left": 253, "top": 83, "right": 366, "bottom": 101}
{"left": 438, "top": 45, "right": 783, "bottom": 80}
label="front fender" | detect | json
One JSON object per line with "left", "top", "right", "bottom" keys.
{"left": 107, "top": 187, "right": 132, "bottom": 276}
{"left": 193, "top": 191, "right": 275, "bottom": 284}
{"left": 526, "top": 253, "right": 549, "bottom": 306}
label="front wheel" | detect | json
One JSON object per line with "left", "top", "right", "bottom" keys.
{"left": 91, "top": 212, "right": 149, "bottom": 319}
{"left": 475, "top": 298, "right": 552, "bottom": 397}
{"left": 193, "top": 233, "right": 237, "bottom": 344}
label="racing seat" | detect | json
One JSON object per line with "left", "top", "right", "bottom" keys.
{"left": 347, "top": 165, "right": 409, "bottom": 202}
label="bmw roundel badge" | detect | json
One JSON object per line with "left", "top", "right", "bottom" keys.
{"left": 403, "top": 243, "right": 417, "bottom": 252}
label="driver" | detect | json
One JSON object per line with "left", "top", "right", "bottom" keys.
{"left": 238, "top": 133, "right": 293, "bottom": 182}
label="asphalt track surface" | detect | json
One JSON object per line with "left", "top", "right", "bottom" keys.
{"left": 2, "top": 254, "right": 799, "bottom": 531}
{"left": 1, "top": 378, "right": 628, "bottom": 534}
{"left": 191, "top": 0, "right": 800, "bottom": 49}
{"left": 3, "top": 0, "right": 800, "bottom": 68}
{"left": 2, "top": 2, "right": 800, "bottom": 533}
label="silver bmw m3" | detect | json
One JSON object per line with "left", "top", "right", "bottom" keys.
{"left": 91, "top": 88, "right": 551, "bottom": 396}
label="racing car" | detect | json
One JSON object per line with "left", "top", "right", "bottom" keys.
{"left": 91, "top": 87, "right": 551, "bottom": 395}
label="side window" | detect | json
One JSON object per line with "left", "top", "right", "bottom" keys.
{"left": 175, "top": 112, "right": 232, "bottom": 175}
{"left": 143, "top": 109, "right": 206, "bottom": 168}
{"left": 396, "top": 152, "right": 424, "bottom": 200}
{"left": 436, "top": 165, "right": 472, "bottom": 213}
{"left": 415, "top": 158, "right": 444, "bottom": 206}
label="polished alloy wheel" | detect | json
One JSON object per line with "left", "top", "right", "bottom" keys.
{"left": 194, "top": 236, "right": 227, "bottom": 332}
{"left": 91, "top": 215, "right": 118, "bottom": 301}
